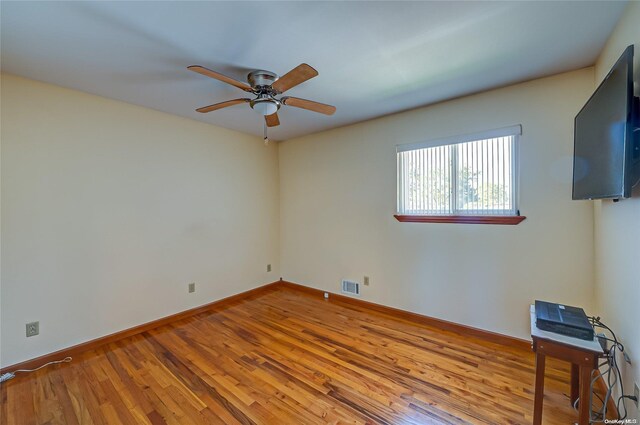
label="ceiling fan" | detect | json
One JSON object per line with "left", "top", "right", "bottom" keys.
{"left": 187, "top": 63, "right": 336, "bottom": 137}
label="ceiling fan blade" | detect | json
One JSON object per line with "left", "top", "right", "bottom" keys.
{"left": 196, "top": 98, "right": 250, "bottom": 113}
{"left": 282, "top": 96, "right": 336, "bottom": 115}
{"left": 271, "top": 63, "right": 318, "bottom": 94}
{"left": 265, "top": 113, "right": 280, "bottom": 127}
{"left": 188, "top": 65, "right": 253, "bottom": 92}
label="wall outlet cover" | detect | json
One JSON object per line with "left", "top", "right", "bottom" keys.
{"left": 26, "top": 321, "right": 39, "bottom": 337}
{"left": 267, "top": 264, "right": 272, "bottom": 272}
{"left": 188, "top": 282, "right": 195, "bottom": 293}
{"left": 364, "top": 276, "right": 370, "bottom": 286}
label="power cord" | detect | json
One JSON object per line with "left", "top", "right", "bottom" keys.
{"left": 0, "top": 357, "right": 72, "bottom": 383}
{"left": 583, "top": 316, "right": 637, "bottom": 422}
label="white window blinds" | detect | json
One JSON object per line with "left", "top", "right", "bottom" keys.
{"left": 397, "top": 125, "right": 520, "bottom": 216}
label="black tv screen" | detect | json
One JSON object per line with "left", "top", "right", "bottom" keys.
{"left": 572, "top": 45, "right": 637, "bottom": 200}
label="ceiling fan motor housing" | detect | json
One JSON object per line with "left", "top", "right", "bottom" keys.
{"left": 248, "top": 70, "right": 278, "bottom": 89}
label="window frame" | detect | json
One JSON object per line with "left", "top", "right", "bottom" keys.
{"left": 395, "top": 125, "right": 525, "bottom": 225}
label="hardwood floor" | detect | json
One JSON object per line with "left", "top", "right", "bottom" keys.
{"left": 1, "top": 286, "right": 581, "bottom": 424}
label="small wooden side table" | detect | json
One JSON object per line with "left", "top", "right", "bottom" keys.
{"left": 530, "top": 305, "right": 603, "bottom": 425}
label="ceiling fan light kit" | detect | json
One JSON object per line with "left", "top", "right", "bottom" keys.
{"left": 188, "top": 63, "right": 336, "bottom": 138}
{"left": 250, "top": 95, "right": 280, "bottom": 116}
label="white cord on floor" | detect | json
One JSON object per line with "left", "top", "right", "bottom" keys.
{"left": 0, "top": 357, "right": 72, "bottom": 383}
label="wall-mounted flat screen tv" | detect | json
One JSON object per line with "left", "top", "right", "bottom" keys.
{"left": 572, "top": 45, "right": 639, "bottom": 200}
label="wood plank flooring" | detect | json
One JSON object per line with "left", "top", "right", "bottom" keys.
{"left": 1, "top": 286, "right": 582, "bottom": 424}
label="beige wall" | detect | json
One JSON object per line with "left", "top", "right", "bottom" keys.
{"left": 0, "top": 74, "right": 280, "bottom": 367}
{"left": 593, "top": 1, "right": 640, "bottom": 419}
{"left": 279, "top": 68, "right": 596, "bottom": 340}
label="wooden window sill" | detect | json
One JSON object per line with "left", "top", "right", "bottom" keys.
{"left": 394, "top": 215, "right": 526, "bottom": 225}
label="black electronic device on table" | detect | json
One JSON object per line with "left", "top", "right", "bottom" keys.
{"left": 535, "top": 300, "right": 594, "bottom": 341}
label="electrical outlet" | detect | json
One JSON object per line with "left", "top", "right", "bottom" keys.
{"left": 188, "top": 282, "right": 195, "bottom": 293}
{"left": 364, "top": 276, "right": 370, "bottom": 286}
{"left": 597, "top": 333, "right": 608, "bottom": 352}
{"left": 634, "top": 383, "right": 639, "bottom": 409}
{"left": 267, "top": 264, "right": 272, "bottom": 272}
{"left": 26, "top": 321, "right": 39, "bottom": 337}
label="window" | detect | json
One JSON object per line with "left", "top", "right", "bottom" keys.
{"left": 396, "top": 125, "right": 524, "bottom": 224}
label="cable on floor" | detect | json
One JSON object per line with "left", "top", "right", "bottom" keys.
{"left": 0, "top": 357, "right": 72, "bottom": 383}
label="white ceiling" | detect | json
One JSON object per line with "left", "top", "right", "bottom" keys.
{"left": 1, "top": 1, "right": 626, "bottom": 141}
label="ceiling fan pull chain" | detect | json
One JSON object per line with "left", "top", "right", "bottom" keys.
{"left": 264, "top": 121, "right": 269, "bottom": 145}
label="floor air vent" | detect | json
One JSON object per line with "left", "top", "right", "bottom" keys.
{"left": 341, "top": 280, "right": 360, "bottom": 296}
